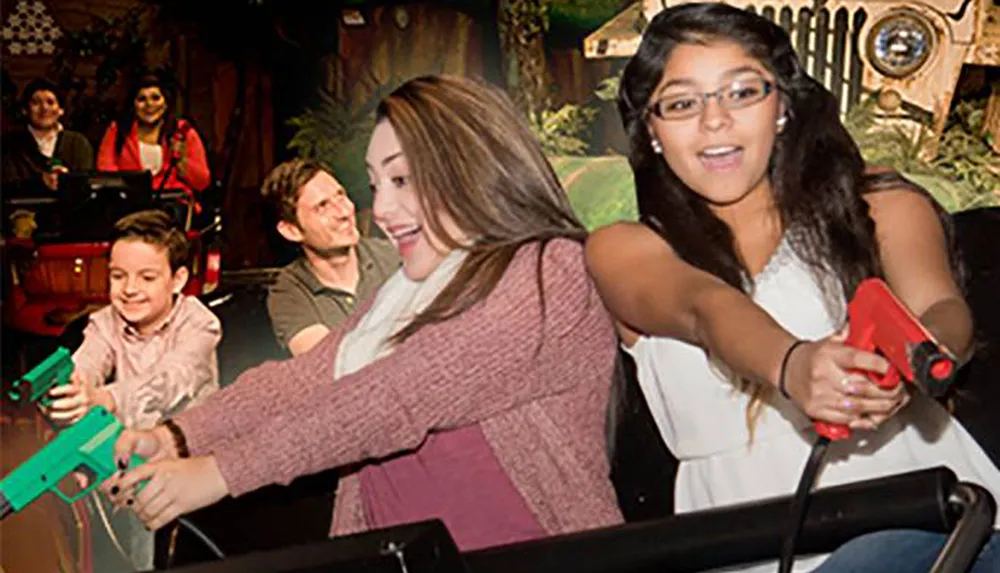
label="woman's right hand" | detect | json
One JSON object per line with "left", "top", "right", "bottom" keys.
{"left": 112, "top": 425, "right": 179, "bottom": 468}
{"left": 101, "top": 425, "right": 179, "bottom": 502}
{"left": 782, "top": 329, "right": 910, "bottom": 430}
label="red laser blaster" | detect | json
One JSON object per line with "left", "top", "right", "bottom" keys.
{"left": 814, "top": 278, "right": 959, "bottom": 441}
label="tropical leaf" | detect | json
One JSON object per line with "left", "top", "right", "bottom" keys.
{"left": 529, "top": 103, "right": 598, "bottom": 156}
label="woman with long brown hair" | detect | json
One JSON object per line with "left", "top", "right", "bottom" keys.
{"left": 104, "top": 75, "right": 623, "bottom": 550}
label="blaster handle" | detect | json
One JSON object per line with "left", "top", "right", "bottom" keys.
{"left": 813, "top": 300, "right": 901, "bottom": 442}
{"left": 52, "top": 453, "right": 146, "bottom": 505}
{"left": 812, "top": 279, "right": 957, "bottom": 442}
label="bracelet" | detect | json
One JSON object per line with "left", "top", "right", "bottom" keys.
{"left": 163, "top": 418, "right": 191, "bottom": 459}
{"left": 778, "top": 339, "right": 809, "bottom": 400}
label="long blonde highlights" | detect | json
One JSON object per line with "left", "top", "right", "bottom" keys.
{"left": 378, "top": 75, "right": 586, "bottom": 343}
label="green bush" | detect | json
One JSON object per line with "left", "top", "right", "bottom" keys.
{"left": 845, "top": 96, "right": 1000, "bottom": 211}
{"left": 551, "top": 155, "right": 637, "bottom": 229}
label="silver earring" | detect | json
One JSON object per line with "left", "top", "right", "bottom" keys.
{"left": 776, "top": 115, "right": 788, "bottom": 130}
{"left": 651, "top": 139, "right": 663, "bottom": 154}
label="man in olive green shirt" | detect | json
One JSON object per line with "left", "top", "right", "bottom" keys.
{"left": 262, "top": 159, "right": 399, "bottom": 355}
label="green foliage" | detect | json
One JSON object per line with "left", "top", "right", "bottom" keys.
{"left": 529, "top": 104, "right": 598, "bottom": 156}
{"left": 551, "top": 155, "right": 637, "bottom": 229}
{"left": 528, "top": 70, "right": 620, "bottom": 155}
{"left": 547, "top": 0, "right": 631, "bottom": 37}
{"left": 933, "top": 98, "right": 1000, "bottom": 208}
{"left": 844, "top": 94, "right": 1000, "bottom": 212}
{"left": 286, "top": 91, "right": 379, "bottom": 209}
{"left": 500, "top": 0, "right": 551, "bottom": 42}
{"left": 593, "top": 75, "right": 620, "bottom": 102}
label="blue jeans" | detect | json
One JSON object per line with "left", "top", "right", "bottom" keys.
{"left": 814, "top": 529, "right": 999, "bottom": 573}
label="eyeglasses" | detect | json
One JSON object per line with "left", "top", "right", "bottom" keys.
{"left": 646, "top": 78, "right": 774, "bottom": 121}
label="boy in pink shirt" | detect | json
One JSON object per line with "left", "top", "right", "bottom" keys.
{"left": 47, "top": 209, "right": 220, "bottom": 429}
{"left": 47, "top": 209, "right": 220, "bottom": 572}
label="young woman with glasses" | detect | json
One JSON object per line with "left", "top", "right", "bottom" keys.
{"left": 586, "top": 3, "right": 1000, "bottom": 571}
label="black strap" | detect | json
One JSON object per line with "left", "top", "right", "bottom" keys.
{"left": 606, "top": 347, "right": 679, "bottom": 522}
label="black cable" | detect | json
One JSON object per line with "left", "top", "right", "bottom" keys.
{"left": 163, "top": 517, "right": 226, "bottom": 569}
{"left": 178, "top": 517, "right": 226, "bottom": 560}
{"left": 778, "top": 436, "right": 830, "bottom": 573}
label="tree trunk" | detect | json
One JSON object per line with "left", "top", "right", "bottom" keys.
{"left": 497, "top": 0, "right": 549, "bottom": 115}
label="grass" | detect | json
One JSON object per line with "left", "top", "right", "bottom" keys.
{"left": 551, "top": 155, "right": 637, "bottom": 230}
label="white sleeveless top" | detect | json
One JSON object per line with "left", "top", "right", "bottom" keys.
{"left": 626, "top": 238, "right": 1000, "bottom": 572}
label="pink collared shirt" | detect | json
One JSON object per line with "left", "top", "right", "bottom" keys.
{"left": 72, "top": 295, "right": 221, "bottom": 429}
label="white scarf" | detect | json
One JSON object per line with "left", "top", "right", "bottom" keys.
{"left": 335, "top": 248, "right": 469, "bottom": 378}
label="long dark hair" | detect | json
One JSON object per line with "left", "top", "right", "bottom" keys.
{"left": 619, "top": 3, "right": 962, "bottom": 428}
{"left": 376, "top": 75, "right": 586, "bottom": 344}
{"left": 619, "top": 3, "right": 959, "bottom": 302}
{"left": 115, "top": 70, "right": 180, "bottom": 156}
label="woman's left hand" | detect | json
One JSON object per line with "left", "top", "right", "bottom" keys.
{"left": 108, "top": 456, "right": 229, "bottom": 530}
{"left": 170, "top": 138, "right": 187, "bottom": 174}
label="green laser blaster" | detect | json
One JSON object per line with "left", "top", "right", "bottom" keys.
{"left": 7, "top": 346, "right": 74, "bottom": 407}
{"left": 0, "top": 406, "right": 144, "bottom": 520}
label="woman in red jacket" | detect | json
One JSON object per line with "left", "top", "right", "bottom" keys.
{"left": 97, "top": 72, "right": 211, "bottom": 210}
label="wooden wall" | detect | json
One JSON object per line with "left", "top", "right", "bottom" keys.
{"left": 331, "top": 3, "right": 490, "bottom": 108}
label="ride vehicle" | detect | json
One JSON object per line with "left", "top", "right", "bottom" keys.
{"left": 2, "top": 171, "right": 222, "bottom": 338}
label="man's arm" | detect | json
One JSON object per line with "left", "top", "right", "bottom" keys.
{"left": 287, "top": 325, "right": 331, "bottom": 356}
{"left": 266, "top": 272, "right": 338, "bottom": 356}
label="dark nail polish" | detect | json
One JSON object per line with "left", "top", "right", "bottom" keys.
{"left": 127, "top": 499, "right": 134, "bottom": 506}
{"left": 117, "top": 459, "right": 128, "bottom": 470}
{"left": 111, "top": 486, "right": 120, "bottom": 495}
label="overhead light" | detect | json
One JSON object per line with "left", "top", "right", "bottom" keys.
{"left": 342, "top": 9, "right": 365, "bottom": 27}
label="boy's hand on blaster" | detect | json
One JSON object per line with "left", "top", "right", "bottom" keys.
{"left": 46, "top": 371, "right": 116, "bottom": 424}
{"left": 109, "top": 456, "right": 229, "bottom": 531}
{"left": 783, "top": 326, "right": 911, "bottom": 431}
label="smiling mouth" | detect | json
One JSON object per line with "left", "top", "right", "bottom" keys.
{"left": 389, "top": 226, "right": 422, "bottom": 241}
{"left": 698, "top": 145, "right": 744, "bottom": 171}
